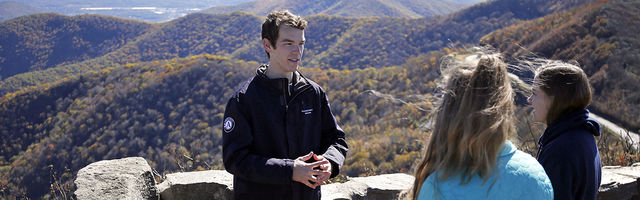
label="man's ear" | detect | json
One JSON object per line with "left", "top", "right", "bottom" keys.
{"left": 262, "top": 38, "right": 273, "bottom": 53}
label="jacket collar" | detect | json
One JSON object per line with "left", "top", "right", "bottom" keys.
{"left": 255, "top": 64, "right": 310, "bottom": 95}
{"left": 498, "top": 141, "right": 517, "bottom": 158}
{"left": 538, "top": 109, "right": 601, "bottom": 147}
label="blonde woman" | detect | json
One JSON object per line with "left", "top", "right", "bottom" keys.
{"left": 410, "top": 53, "right": 553, "bottom": 199}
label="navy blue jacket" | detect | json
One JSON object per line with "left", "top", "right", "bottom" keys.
{"left": 537, "top": 109, "right": 602, "bottom": 200}
{"left": 222, "top": 65, "right": 348, "bottom": 200}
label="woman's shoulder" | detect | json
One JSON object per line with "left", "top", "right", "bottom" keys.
{"left": 554, "top": 126, "right": 596, "bottom": 142}
{"left": 498, "top": 141, "right": 547, "bottom": 179}
{"left": 544, "top": 127, "right": 597, "bottom": 155}
{"left": 493, "top": 150, "right": 554, "bottom": 199}
{"left": 501, "top": 150, "right": 548, "bottom": 179}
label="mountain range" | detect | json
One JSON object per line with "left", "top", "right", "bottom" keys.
{"left": 2, "top": 0, "right": 638, "bottom": 199}
{"left": 201, "top": 0, "right": 469, "bottom": 18}
{"left": 481, "top": 0, "right": 640, "bottom": 132}
{"left": 0, "top": 0, "right": 594, "bottom": 95}
{"left": 0, "top": 0, "right": 253, "bottom": 22}
{"left": 0, "top": 0, "right": 484, "bottom": 22}
{"left": 0, "top": 1, "right": 40, "bottom": 21}
{"left": 0, "top": 13, "right": 154, "bottom": 79}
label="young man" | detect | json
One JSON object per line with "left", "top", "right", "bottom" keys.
{"left": 222, "top": 10, "right": 348, "bottom": 199}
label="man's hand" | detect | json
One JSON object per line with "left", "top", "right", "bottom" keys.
{"left": 313, "top": 154, "right": 332, "bottom": 185}
{"left": 292, "top": 152, "right": 330, "bottom": 189}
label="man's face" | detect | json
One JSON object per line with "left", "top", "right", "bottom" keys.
{"left": 264, "top": 25, "right": 305, "bottom": 74}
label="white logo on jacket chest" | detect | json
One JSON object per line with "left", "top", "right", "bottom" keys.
{"left": 302, "top": 109, "right": 313, "bottom": 115}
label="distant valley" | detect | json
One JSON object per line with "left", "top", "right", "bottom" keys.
{"left": 0, "top": 0, "right": 252, "bottom": 22}
{"left": 201, "top": 0, "right": 472, "bottom": 18}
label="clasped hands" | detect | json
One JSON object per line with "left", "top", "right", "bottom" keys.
{"left": 292, "top": 151, "right": 332, "bottom": 189}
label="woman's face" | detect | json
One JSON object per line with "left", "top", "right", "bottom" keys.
{"left": 528, "top": 85, "right": 553, "bottom": 123}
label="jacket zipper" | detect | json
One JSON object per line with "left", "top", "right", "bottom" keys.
{"left": 283, "top": 79, "right": 312, "bottom": 158}
{"left": 282, "top": 80, "right": 290, "bottom": 157}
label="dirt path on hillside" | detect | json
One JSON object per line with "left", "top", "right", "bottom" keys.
{"left": 590, "top": 113, "right": 640, "bottom": 150}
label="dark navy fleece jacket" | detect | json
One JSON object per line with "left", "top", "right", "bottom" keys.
{"left": 222, "top": 67, "right": 348, "bottom": 200}
{"left": 537, "top": 109, "right": 602, "bottom": 200}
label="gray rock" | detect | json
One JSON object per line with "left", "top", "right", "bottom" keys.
{"left": 598, "top": 163, "right": 640, "bottom": 200}
{"left": 321, "top": 173, "right": 414, "bottom": 200}
{"left": 321, "top": 179, "right": 368, "bottom": 200}
{"left": 74, "top": 157, "right": 157, "bottom": 200}
{"left": 348, "top": 173, "right": 414, "bottom": 200}
{"left": 157, "top": 170, "right": 233, "bottom": 200}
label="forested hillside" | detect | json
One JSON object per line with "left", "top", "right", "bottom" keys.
{"left": 0, "top": 12, "right": 263, "bottom": 95}
{"left": 201, "top": 0, "right": 467, "bottom": 18}
{"left": 0, "top": 0, "right": 595, "bottom": 95}
{"left": 0, "top": 13, "right": 155, "bottom": 79}
{"left": 0, "top": 51, "right": 443, "bottom": 198}
{"left": 481, "top": 0, "right": 640, "bottom": 131}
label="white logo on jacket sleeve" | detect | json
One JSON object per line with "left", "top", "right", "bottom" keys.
{"left": 223, "top": 117, "right": 235, "bottom": 133}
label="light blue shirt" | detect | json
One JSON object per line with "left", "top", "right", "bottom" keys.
{"left": 417, "top": 141, "right": 553, "bottom": 200}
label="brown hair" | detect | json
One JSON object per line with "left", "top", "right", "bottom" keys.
{"left": 410, "top": 53, "right": 515, "bottom": 199}
{"left": 261, "top": 10, "right": 307, "bottom": 58}
{"left": 534, "top": 61, "right": 592, "bottom": 124}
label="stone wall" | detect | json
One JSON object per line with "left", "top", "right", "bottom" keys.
{"left": 598, "top": 163, "right": 640, "bottom": 200}
{"left": 156, "top": 171, "right": 414, "bottom": 200}
{"left": 74, "top": 157, "right": 640, "bottom": 200}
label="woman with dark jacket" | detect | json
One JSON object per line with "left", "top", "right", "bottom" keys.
{"left": 528, "top": 60, "right": 602, "bottom": 200}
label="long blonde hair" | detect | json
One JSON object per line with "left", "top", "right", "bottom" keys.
{"left": 410, "top": 53, "right": 516, "bottom": 199}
